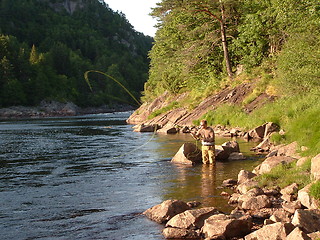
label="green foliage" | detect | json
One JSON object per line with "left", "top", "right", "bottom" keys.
{"left": 275, "top": 31, "right": 320, "bottom": 96}
{"left": 256, "top": 160, "right": 311, "bottom": 189}
{"left": 0, "top": 0, "right": 153, "bottom": 107}
{"left": 310, "top": 181, "right": 320, "bottom": 200}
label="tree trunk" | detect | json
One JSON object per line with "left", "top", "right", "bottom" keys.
{"left": 219, "top": 1, "right": 233, "bottom": 79}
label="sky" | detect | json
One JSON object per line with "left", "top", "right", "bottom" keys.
{"left": 104, "top": 0, "right": 160, "bottom": 37}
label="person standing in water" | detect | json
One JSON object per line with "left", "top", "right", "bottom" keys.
{"left": 191, "top": 119, "right": 215, "bottom": 165}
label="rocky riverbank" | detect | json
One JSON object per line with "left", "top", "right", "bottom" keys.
{"left": 0, "top": 101, "right": 135, "bottom": 119}
{"left": 126, "top": 84, "right": 320, "bottom": 239}
{"left": 143, "top": 147, "right": 320, "bottom": 239}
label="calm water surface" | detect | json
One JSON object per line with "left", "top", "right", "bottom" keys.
{"left": 0, "top": 112, "right": 263, "bottom": 240}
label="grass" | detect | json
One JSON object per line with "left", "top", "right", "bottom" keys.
{"left": 256, "top": 159, "right": 311, "bottom": 189}
{"left": 196, "top": 92, "right": 320, "bottom": 156}
{"left": 310, "top": 181, "right": 320, "bottom": 200}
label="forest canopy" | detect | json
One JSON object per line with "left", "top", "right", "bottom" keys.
{"left": 0, "top": 0, "right": 153, "bottom": 107}
{"left": 145, "top": 0, "right": 320, "bottom": 99}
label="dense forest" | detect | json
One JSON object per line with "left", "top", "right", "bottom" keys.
{"left": 144, "top": 0, "right": 320, "bottom": 156}
{"left": 146, "top": 0, "right": 320, "bottom": 99}
{"left": 0, "top": 0, "right": 153, "bottom": 107}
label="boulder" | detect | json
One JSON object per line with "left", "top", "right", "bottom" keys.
{"left": 281, "top": 183, "right": 299, "bottom": 202}
{"left": 297, "top": 157, "right": 309, "bottom": 167}
{"left": 282, "top": 201, "right": 303, "bottom": 214}
{"left": 237, "top": 180, "right": 259, "bottom": 194}
{"left": 215, "top": 145, "right": 229, "bottom": 160}
{"left": 248, "top": 124, "right": 266, "bottom": 139}
{"left": 281, "top": 183, "right": 299, "bottom": 196}
{"left": 264, "top": 122, "right": 280, "bottom": 138}
{"left": 134, "top": 124, "right": 158, "bottom": 132}
{"left": 162, "top": 227, "right": 200, "bottom": 239}
{"left": 277, "top": 141, "right": 301, "bottom": 159}
{"left": 202, "top": 214, "right": 252, "bottom": 239}
{"left": 222, "top": 178, "right": 237, "bottom": 188}
{"left": 244, "top": 222, "right": 294, "bottom": 240}
{"left": 286, "top": 227, "right": 312, "bottom": 240}
{"left": 166, "top": 207, "right": 219, "bottom": 229}
{"left": 253, "top": 156, "right": 296, "bottom": 175}
{"left": 292, "top": 209, "right": 320, "bottom": 233}
{"left": 143, "top": 199, "right": 190, "bottom": 223}
{"left": 297, "top": 184, "right": 320, "bottom": 209}
{"left": 311, "top": 153, "right": 320, "bottom": 181}
{"left": 222, "top": 141, "right": 240, "bottom": 153}
{"left": 171, "top": 143, "right": 202, "bottom": 165}
{"left": 157, "top": 125, "right": 178, "bottom": 134}
{"left": 241, "top": 195, "right": 272, "bottom": 210}
{"left": 238, "top": 170, "right": 257, "bottom": 185}
{"left": 253, "top": 137, "right": 272, "bottom": 152}
{"left": 269, "top": 209, "right": 292, "bottom": 223}
{"left": 308, "top": 231, "right": 320, "bottom": 240}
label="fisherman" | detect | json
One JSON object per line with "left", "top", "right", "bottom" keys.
{"left": 191, "top": 119, "right": 215, "bottom": 165}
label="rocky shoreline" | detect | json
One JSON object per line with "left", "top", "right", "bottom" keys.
{"left": 143, "top": 145, "right": 320, "bottom": 240}
{"left": 0, "top": 101, "right": 135, "bottom": 119}
{"left": 125, "top": 88, "right": 320, "bottom": 239}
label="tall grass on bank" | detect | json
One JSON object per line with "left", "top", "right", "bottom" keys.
{"left": 200, "top": 93, "right": 320, "bottom": 156}
{"left": 256, "top": 159, "right": 311, "bottom": 190}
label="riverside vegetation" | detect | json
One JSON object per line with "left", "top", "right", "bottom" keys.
{"left": 1, "top": 0, "right": 320, "bottom": 234}
{"left": 139, "top": 0, "right": 320, "bottom": 203}
{"left": 0, "top": 0, "right": 153, "bottom": 108}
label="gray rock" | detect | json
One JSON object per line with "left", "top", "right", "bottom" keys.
{"left": 253, "top": 156, "right": 296, "bottom": 175}
{"left": 297, "top": 184, "right": 320, "bottom": 209}
{"left": 311, "top": 153, "right": 320, "bottom": 181}
{"left": 286, "top": 227, "right": 311, "bottom": 240}
{"left": 244, "top": 222, "right": 294, "bottom": 240}
{"left": 143, "top": 199, "right": 190, "bottom": 223}
{"left": 202, "top": 214, "right": 252, "bottom": 239}
{"left": 162, "top": 227, "right": 200, "bottom": 239}
{"left": 292, "top": 209, "right": 320, "bottom": 233}
{"left": 238, "top": 170, "right": 257, "bottom": 185}
{"left": 241, "top": 195, "right": 272, "bottom": 210}
{"left": 171, "top": 143, "right": 202, "bottom": 165}
{"left": 166, "top": 207, "right": 220, "bottom": 229}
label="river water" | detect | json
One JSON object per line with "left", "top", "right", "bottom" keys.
{"left": 0, "top": 112, "right": 263, "bottom": 240}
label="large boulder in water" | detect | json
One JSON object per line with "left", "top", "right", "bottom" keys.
{"left": 171, "top": 143, "right": 202, "bottom": 165}
{"left": 143, "top": 199, "right": 190, "bottom": 223}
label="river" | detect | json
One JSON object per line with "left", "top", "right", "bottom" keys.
{"left": 0, "top": 112, "right": 263, "bottom": 240}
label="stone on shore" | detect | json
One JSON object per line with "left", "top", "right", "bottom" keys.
{"left": 291, "top": 209, "right": 320, "bottom": 233}
{"left": 143, "top": 199, "right": 190, "bottom": 223}
{"left": 238, "top": 170, "right": 257, "bottom": 185}
{"left": 253, "top": 156, "right": 296, "bottom": 175}
{"left": 297, "top": 184, "right": 320, "bottom": 209}
{"left": 311, "top": 153, "right": 320, "bottom": 181}
{"left": 286, "top": 227, "right": 312, "bottom": 240}
{"left": 241, "top": 195, "right": 272, "bottom": 210}
{"left": 162, "top": 227, "right": 200, "bottom": 239}
{"left": 133, "top": 124, "right": 158, "bottom": 132}
{"left": 244, "top": 222, "right": 294, "bottom": 240}
{"left": 171, "top": 143, "right": 202, "bottom": 165}
{"left": 166, "top": 207, "right": 220, "bottom": 229}
{"left": 202, "top": 214, "right": 252, "bottom": 239}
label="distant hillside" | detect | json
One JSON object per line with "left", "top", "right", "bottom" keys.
{"left": 0, "top": 0, "right": 153, "bottom": 107}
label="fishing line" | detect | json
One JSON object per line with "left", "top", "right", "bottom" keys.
{"left": 84, "top": 70, "right": 202, "bottom": 161}
{"left": 84, "top": 70, "right": 141, "bottom": 106}
{"left": 84, "top": 70, "right": 159, "bottom": 160}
